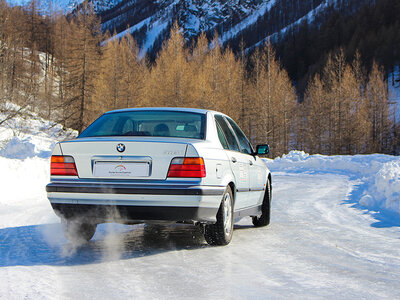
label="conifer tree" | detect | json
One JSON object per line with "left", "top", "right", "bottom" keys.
{"left": 93, "top": 32, "right": 123, "bottom": 113}
{"left": 92, "top": 32, "right": 145, "bottom": 116}
{"left": 306, "top": 49, "right": 370, "bottom": 154}
{"left": 322, "top": 50, "right": 347, "bottom": 154}
{"left": 148, "top": 22, "right": 190, "bottom": 107}
{"left": 249, "top": 42, "right": 296, "bottom": 156}
{"left": 203, "top": 34, "right": 224, "bottom": 111}
{"left": 0, "top": 3, "right": 26, "bottom": 104}
{"left": 366, "top": 62, "right": 394, "bottom": 153}
{"left": 53, "top": 14, "right": 72, "bottom": 127}
{"left": 64, "top": 1, "right": 103, "bottom": 131}
{"left": 188, "top": 33, "right": 212, "bottom": 109}
{"left": 304, "top": 74, "right": 328, "bottom": 154}
{"left": 121, "top": 33, "right": 146, "bottom": 108}
{"left": 216, "top": 48, "right": 242, "bottom": 121}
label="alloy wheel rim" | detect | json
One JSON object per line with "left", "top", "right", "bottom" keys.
{"left": 223, "top": 193, "right": 232, "bottom": 236}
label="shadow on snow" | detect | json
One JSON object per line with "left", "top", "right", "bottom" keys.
{"left": 0, "top": 222, "right": 212, "bottom": 267}
{"left": 344, "top": 179, "right": 400, "bottom": 229}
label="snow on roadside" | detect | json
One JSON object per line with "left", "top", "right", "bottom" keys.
{"left": 264, "top": 150, "right": 400, "bottom": 216}
{"left": 0, "top": 108, "right": 77, "bottom": 228}
{"left": 0, "top": 156, "right": 57, "bottom": 228}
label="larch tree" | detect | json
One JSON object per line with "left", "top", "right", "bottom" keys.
{"left": 23, "top": 0, "right": 43, "bottom": 112}
{"left": 237, "top": 38, "right": 249, "bottom": 134}
{"left": 40, "top": 10, "right": 57, "bottom": 120}
{"left": 203, "top": 35, "right": 224, "bottom": 111}
{"left": 304, "top": 74, "right": 328, "bottom": 154}
{"left": 306, "top": 49, "right": 369, "bottom": 155}
{"left": 250, "top": 42, "right": 296, "bottom": 156}
{"left": 0, "top": 3, "right": 26, "bottom": 105}
{"left": 339, "top": 63, "right": 366, "bottom": 154}
{"left": 92, "top": 32, "right": 145, "bottom": 117}
{"left": 323, "top": 50, "right": 344, "bottom": 154}
{"left": 188, "top": 32, "right": 213, "bottom": 109}
{"left": 120, "top": 33, "right": 146, "bottom": 108}
{"left": 215, "top": 48, "right": 242, "bottom": 121}
{"left": 93, "top": 32, "right": 124, "bottom": 114}
{"left": 366, "top": 62, "right": 394, "bottom": 153}
{"left": 64, "top": 1, "right": 103, "bottom": 131}
{"left": 148, "top": 22, "right": 190, "bottom": 107}
{"left": 248, "top": 46, "right": 267, "bottom": 144}
{"left": 53, "top": 14, "right": 74, "bottom": 127}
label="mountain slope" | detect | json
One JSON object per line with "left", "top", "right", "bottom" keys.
{"left": 99, "top": 0, "right": 376, "bottom": 59}
{"left": 8, "top": 0, "right": 380, "bottom": 59}
{"left": 7, "top": 0, "right": 124, "bottom": 13}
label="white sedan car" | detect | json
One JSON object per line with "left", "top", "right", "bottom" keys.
{"left": 46, "top": 108, "right": 271, "bottom": 245}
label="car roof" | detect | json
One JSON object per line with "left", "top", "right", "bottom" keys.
{"left": 105, "top": 107, "right": 222, "bottom": 115}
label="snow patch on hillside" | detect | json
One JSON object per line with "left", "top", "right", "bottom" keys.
{"left": 107, "top": 2, "right": 173, "bottom": 57}
{"left": 0, "top": 107, "right": 77, "bottom": 159}
{"left": 220, "top": 1, "right": 276, "bottom": 44}
{"left": 248, "top": 0, "right": 336, "bottom": 49}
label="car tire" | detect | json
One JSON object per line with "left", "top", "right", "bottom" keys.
{"left": 204, "top": 186, "right": 234, "bottom": 246}
{"left": 252, "top": 178, "right": 271, "bottom": 227}
{"left": 62, "top": 219, "right": 97, "bottom": 244}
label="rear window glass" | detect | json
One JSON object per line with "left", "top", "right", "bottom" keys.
{"left": 79, "top": 111, "right": 206, "bottom": 139}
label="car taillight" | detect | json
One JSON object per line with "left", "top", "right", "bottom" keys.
{"left": 167, "top": 157, "right": 206, "bottom": 178}
{"left": 51, "top": 155, "right": 78, "bottom": 176}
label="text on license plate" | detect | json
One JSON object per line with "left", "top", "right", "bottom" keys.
{"left": 94, "top": 162, "right": 150, "bottom": 177}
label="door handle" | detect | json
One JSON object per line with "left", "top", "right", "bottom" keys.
{"left": 231, "top": 157, "right": 237, "bottom": 163}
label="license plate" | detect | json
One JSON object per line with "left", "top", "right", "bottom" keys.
{"left": 94, "top": 162, "right": 150, "bottom": 177}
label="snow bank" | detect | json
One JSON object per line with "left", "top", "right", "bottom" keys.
{"left": 0, "top": 108, "right": 77, "bottom": 228}
{"left": 265, "top": 150, "right": 394, "bottom": 176}
{"left": 0, "top": 137, "right": 37, "bottom": 159}
{"left": 0, "top": 156, "right": 56, "bottom": 228}
{"left": 371, "top": 161, "right": 400, "bottom": 213}
{"left": 265, "top": 150, "right": 400, "bottom": 215}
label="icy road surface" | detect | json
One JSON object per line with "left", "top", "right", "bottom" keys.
{"left": 1, "top": 171, "right": 400, "bottom": 299}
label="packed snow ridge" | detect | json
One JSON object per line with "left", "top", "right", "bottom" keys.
{"left": 265, "top": 151, "right": 400, "bottom": 216}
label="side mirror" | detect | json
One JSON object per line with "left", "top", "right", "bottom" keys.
{"left": 256, "top": 144, "right": 269, "bottom": 155}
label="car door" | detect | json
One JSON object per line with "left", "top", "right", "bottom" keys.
{"left": 214, "top": 115, "right": 250, "bottom": 210}
{"left": 225, "top": 117, "right": 265, "bottom": 207}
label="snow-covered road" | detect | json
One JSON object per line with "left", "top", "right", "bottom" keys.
{"left": 1, "top": 169, "right": 399, "bottom": 299}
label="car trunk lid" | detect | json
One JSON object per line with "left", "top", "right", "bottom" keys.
{"left": 59, "top": 138, "right": 189, "bottom": 180}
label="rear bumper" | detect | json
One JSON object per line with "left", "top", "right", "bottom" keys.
{"left": 46, "top": 182, "right": 224, "bottom": 196}
{"left": 51, "top": 203, "right": 218, "bottom": 224}
{"left": 46, "top": 182, "right": 225, "bottom": 223}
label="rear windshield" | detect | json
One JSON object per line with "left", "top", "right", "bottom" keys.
{"left": 78, "top": 110, "right": 206, "bottom": 139}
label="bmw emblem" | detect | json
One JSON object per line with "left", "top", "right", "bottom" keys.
{"left": 116, "top": 143, "right": 125, "bottom": 153}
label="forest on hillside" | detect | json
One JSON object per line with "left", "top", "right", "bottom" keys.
{"left": 226, "top": 0, "right": 400, "bottom": 95}
{"left": 0, "top": 0, "right": 397, "bottom": 156}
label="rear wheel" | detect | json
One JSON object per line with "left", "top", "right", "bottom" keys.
{"left": 204, "top": 186, "right": 234, "bottom": 246}
{"left": 252, "top": 178, "right": 271, "bottom": 227}
{"left": 62, "top": 219, "right": 97, "bottom": 244}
